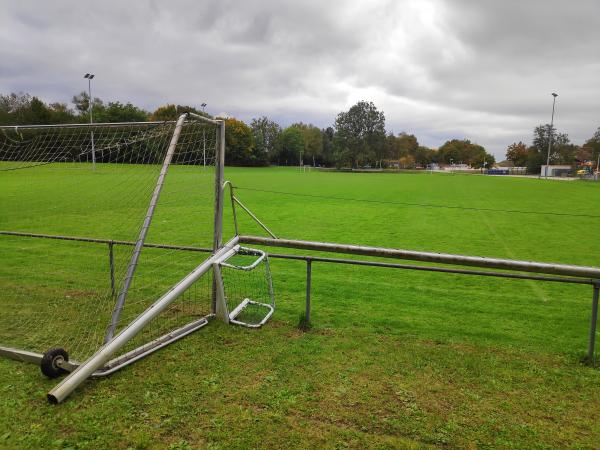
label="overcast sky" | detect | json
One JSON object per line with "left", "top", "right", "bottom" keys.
{"left": 1, "top": 0, "right": 598, "bottom": 158}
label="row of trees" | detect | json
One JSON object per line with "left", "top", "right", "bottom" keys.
{"left": 1, "top": 91, "right": 498, "bottom": 168}
{"left": 505, "top": 125, "right": 600, "bottom": 173}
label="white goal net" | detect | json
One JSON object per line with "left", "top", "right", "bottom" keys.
{"left": 0, "top": 115, "right": 220, "bottom": 383}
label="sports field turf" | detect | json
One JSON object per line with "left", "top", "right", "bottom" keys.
{"left": 1, "top": 166, "right": 600, "bottom": 448}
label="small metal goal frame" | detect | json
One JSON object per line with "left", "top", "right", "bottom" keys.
{"left": 219, "top": 246, "right": 275, "bottom": 328}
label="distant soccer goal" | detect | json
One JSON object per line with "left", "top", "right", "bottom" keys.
{"left": 0, "top": 114, "right": 237, "bottom": 400}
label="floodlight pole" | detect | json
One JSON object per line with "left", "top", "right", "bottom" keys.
{"left": 545, "top": 93, "right": 558, "bottom": 179}
{"left": 84, "top": 74, "right": 96, "bottom": 169}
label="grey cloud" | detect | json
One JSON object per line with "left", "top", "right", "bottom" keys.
{"left": 0, "top": 0, "right": 598, "bottom": 159}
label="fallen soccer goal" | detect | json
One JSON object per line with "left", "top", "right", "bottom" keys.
{"left": 0, "top": 113, "right": 277, "bottom": 402}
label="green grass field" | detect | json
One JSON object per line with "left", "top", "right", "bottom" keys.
{"left": 2, "top": 166, "right": 600, "bottom": 449}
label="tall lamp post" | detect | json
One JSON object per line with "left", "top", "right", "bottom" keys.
{"left": 545, "top": 92, "right": 558, "bottom": 178}
{"left": 201, "top": 103, "right": 207, "bottom": 167}
{"left": 84, "top": 73, "right": 95, "bottom": 169}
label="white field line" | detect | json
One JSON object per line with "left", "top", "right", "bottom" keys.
{"left": 478, "top": 212, "right": 549, "bottom": 302}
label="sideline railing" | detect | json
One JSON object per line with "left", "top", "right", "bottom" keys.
{"left": 2, "top": 229, "right": 600, "bottom": 365}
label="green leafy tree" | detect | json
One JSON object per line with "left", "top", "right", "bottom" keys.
{"left": 526, "top": 146, "right": 544, "bottom": 173}
{"left": 20, "top": 97, "right": 52, "bottom": 124}
{"left": 437, "top": 139, "right": 490, "bottom": 167}
{"left": 505, "top": 142, "right": 529, "bottom": 167}
{"left": 581, "top": 127, "right": 600, "bottom": 168}
{"left": 291, "top": 122, "right": 323, "bottom": 166}
{"left": 414, "top": 146, "right": 438, "bottom": 167}
{"left": 72, "top": 91, "right": 103, "bottom": 116}
{"left": 276, "top": 126, "right": 304, "bottom": 165}
{"left": 528, "top": 124, "right": 572, "bottom": 172}
{"left": 48, "top": 102, "right": 76, "bottom": 123}
{"left": 532, "top": 124, "right": 570, "bottom": 160}
{"left": 0, "top": 92, "right": 32, "bottom": 124}
{"left": 385, "top": 132, "right": 419, "bottom": 168}
{"left": 321, "top": 127, "right": 335, "bottom": 167}
{"left": 94, "top": 102, "right": 148, "bottom": 123}
{"left": 250, "top": 116, "right": 281, "bottom": 165}
{"left": 224, "top": 118, "right": 254, "bottom": 166}
{"left": 333, "top": 100, "right": 386, "bottom": 168}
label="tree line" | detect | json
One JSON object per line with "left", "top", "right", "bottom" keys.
{"left": 504, "top": 124, "right": 600, "bottom": 173}
{"left": 1, "top": 91, "right": 499, "bottom": 168}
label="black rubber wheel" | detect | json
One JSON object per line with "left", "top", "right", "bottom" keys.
{"left": 41, "top": 348, "right": 69, "bottom": 379}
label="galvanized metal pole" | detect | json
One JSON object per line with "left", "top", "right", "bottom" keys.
{"left": 108, "top": 241, "right": 115, "bottom": 297}
{"left": 545, "top": 93, "right": 558, "bottom": 179}
{"left": 587, "top": 283, "right": 599, "bottom": 364}
{"left": 229, "top": 184, "right": 239, "bottom": 236}
{"left": 305, "top": 258, "right": 312, "bottom": 325}
{"left": 212, "top": 120, "right": 226, "bottom": 314}
{"left": 232, "top": 197, "right": 277, "bottom": 239}
{"left": 104, "top": 113, "right": 188, "bottom": 342}
{"left": 213, "top": 121, "right": 225, "bottom": 252}
{"left": 238, "top": 236, "right": 600, "bottom": 279}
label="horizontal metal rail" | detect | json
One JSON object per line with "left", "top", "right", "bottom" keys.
{"left": 274, "top": 254, "right": 594, "bottom": 285}
{"left": 238, "top": 236, "right": 600, "bottom": 280}
{"left": 0, "top": 231, "right": 212, "bottom": 252}
{"left": 1, "top": 230, "right": 595, "bottom": 285}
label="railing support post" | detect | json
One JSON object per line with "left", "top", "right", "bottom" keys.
{"left": 305, "top": 258, "right": 312, "bottom": 326}
{"left": 108, "top": 241, "right": 115, "bottom": 297}
{"left": 586, "top": 282, "right": 600, "bottom": 365}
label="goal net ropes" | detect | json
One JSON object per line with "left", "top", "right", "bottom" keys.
{"left": 0, "top": 116, "right": 219, "bottom": 370}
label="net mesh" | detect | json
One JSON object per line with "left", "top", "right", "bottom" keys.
{"left": 0, "top": 118, "right": 218, "bottom": 363}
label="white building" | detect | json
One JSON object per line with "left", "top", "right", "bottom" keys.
{"left": 444, "top": 163, "right": 471, "bottom": 171}
{"left": 540, "top": 165, "right": 572, "bottom": 177}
